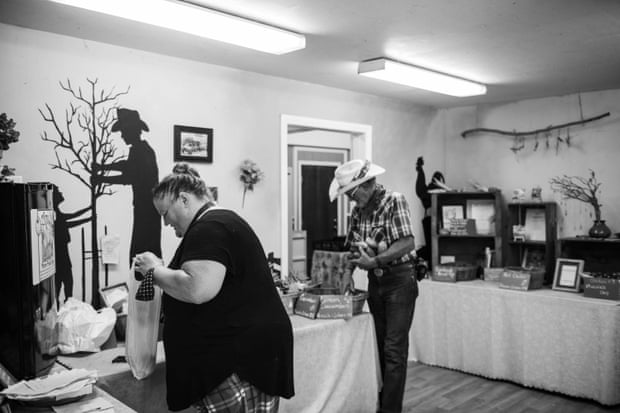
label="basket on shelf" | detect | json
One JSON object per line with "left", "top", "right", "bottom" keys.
{"left": 432, "top": 262, "right": 478, "bottom": 282}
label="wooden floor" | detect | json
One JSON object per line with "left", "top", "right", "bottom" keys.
{"left": 402, "top": 362, "right": 620, "bottom": 413}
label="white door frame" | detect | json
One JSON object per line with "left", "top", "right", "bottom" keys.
{"left": 280, "top": 114, "right": 372, "bottom": 279}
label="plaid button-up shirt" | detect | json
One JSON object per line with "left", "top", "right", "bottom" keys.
{"left": 345, "top": 184, "right": 415, "bottom": 265}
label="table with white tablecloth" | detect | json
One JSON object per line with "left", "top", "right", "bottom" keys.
{"left": 58, "top": 313, "right": 380, "bottom": 413}
{"left": 410, "top": 279, "right": 620, "bottom": 405}
{"left": 281, "top": 314, "right": 380, "bottom": 413}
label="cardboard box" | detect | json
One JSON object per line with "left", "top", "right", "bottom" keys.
{"left": 483, "top": 267, "right": 503, "bottom": 282}
{"left": 295, "top": 288, "right": 367, "bottom": 319}
{"left": 499, "top": 267, "right": 544, "bottom": 291}
{"left": 583, "top": 276, "right": 620, "bottom": 300}
{"left": 432, "top": 263, "right": 478, "bottom": 282}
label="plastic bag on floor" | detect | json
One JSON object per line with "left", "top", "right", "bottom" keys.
{"left": 125, "top": 266, "right": 162, "bottom": 380}
{"left": 53, "top": 298, "right": 116, "bottom": 355}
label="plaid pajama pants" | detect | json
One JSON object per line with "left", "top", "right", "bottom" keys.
{"left": 192, "top": 373, "right": 280, "bottom": 413}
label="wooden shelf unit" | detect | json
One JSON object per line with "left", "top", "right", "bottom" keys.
{"left": 430, "top": 191, "right": 503, "bottom": 272}
{"left": 558, "top": 237, "right": 620, "bottom": 274}
{"left": 506, "top": 202, "right": 557, "bottom": 284}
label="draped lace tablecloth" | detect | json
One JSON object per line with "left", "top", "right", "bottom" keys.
{"left": 410, "top": 279, "right": 620, "bottom": 406}
{"left": 281, "top": 313, "right": 380, "bottom": 413}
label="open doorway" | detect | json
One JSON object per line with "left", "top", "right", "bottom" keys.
{"left": 292, "top": 147, "right": 348, "bottom": 277}
{"left": 280, "top": 115, "right": 372, "bottom": 279}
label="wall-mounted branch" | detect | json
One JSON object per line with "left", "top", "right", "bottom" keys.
{"left": 461, "top": 112, "right": 610, "bottom": 138}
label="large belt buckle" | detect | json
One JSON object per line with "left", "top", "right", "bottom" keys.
{"left": 373, "top": 268, "right": 384, "bottom": 277}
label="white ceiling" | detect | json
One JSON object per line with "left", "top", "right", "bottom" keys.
{"left": 2, "top": 0, "right": 620, "bottom": 108}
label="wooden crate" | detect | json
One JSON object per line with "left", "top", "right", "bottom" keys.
{"left": 483, "top": 267, "right": 503, "bottom": 281}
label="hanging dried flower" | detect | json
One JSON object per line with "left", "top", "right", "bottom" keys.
{"left": 239, "top": 159, "right": 264, "bottom": 207}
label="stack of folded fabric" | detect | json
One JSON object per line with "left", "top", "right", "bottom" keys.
{"left": 0, "top": 369, "right": 97, "bottom": 405}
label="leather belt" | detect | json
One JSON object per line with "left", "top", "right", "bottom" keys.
{"left": 373, "top": 262, "right": 414, "bottom": 277}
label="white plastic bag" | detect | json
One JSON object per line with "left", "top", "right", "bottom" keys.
{"left": 54, "top": 298, "right": 116, "bottom": 354}
{"left": 125, "top": 266, "right": 162, "bottom": 380}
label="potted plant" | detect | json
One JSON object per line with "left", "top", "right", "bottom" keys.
{"left": 549, "top": 169, "right": 611, "bottom": 238}
{"left": 0, "top": 112, "right": 20, "bottom": 181}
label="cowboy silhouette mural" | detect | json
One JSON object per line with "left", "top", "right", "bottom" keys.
{"left": 93, "top": 108, "right": 161, "bottom": 279}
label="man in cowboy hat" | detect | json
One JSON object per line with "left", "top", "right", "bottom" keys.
{"left": 330, "top": 159, "right": 418, "bottom": 413}
{"left": 92, "top": 108, "right": 161, "bottom": 280}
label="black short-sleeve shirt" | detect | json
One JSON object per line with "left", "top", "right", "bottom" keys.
{"left": 163, "top": 208, "right": 294, "bottom": 411}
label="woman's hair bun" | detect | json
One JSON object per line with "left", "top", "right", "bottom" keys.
{"left": 172, "top": 162, "right": 200, "bottom": 178}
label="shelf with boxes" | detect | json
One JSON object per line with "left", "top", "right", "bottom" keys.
{"left": 430, "top": 191, "right": 503, "bottom": 281}
{"left": 505, "top": 201, "right": 558, "bottom": 285}
{"left": 559, "top": 237, "right": 620, "bottom": 300}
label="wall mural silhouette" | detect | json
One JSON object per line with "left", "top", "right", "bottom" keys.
{"left": 40, "top": 78, "right": 161, "bottom": 307}
{"left": 92, "top": 108, "right": 162, "bottom": 282}
{"left": 52, "top": 185, "right": 90, "bottom": 302}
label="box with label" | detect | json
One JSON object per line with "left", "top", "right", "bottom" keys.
{"left": 294, "top": 292, "right": 321, "bottom": 319}
{"left": 499, "top": 267, "right": 544, "bottom": 291}
{"left": 583, "top": 276, "right": 620, "bottom": 300}
{"left": 483, "top": 267, "right": 504, "bottom": 282}
{"left": 432, "top": 263, "right": 478, "bottom": 282}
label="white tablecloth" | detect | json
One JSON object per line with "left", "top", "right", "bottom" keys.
{"left": 410, "top": 279, "right": 620, "bottom": 405}
{"left": 282, "top": 314, "right": 380, "bottom": 413}
{"left": 59, "top": 313, "right": 380, "bottom": 413}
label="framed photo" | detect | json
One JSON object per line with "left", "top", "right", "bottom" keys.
{"left": 552, "top": 258, "right": 584, "bottom": 292}
{"left": 99, "top": 282, "right": 129, "bottom": 313}
{"left": 174, "top": 125, "right": 213, "bottom": 163}
{"left": 441, "top": 205, "right": 464, "bottom": 229}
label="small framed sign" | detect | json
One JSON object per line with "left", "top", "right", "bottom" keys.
{"left": 552, "top": 258, "right": 584, "bottom": 292}
{"left": 174, "top": 125, "right": 213, "bottom": 163}
{"left": 441, "top": 205, "right": 464, "bottom": 229}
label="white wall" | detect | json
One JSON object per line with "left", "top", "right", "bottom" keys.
{"left": 0, "top": 23, "right": 432, "bottom": 302}
{"left": 432, "top": 90, "right": 620, "bottom": 237}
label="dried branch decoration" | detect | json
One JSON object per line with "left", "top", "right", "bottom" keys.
{"left": 549, "top": 170, "right": 602, "bottom": 221}
{"left": 461, "top": 111, "right": 610, "bottom": 154}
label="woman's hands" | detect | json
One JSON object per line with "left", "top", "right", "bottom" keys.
{"left": 133, "top": 252, "right": 163, "bottom": 275}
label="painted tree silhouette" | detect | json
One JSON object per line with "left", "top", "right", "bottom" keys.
{"left": 39, "top": 78, "right": 129, "bottom": 308}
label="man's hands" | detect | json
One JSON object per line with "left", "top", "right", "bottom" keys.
{"left": 348, "top": 242, "right": 378, "bottom": 270}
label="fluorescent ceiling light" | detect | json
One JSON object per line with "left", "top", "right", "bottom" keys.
{"left": 47, "top": 0, "right": 306, "bottom": 55}
{"left": 358, "top": 58, "right": 486, "bottom": 97}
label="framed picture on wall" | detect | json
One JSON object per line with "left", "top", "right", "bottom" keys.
{"left": 552, "top": 258, "right": 584, "bottom": 292}
{"left": 174, "top": 125, "right": 213, "bottom": 163}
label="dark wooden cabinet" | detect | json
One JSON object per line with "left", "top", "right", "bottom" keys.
{"left": 506, "top": 202, "right": 557, "bottom": 284}
{"left": 430, "top": 191, "right": 503, "bottom": 272}
{"left": 559, "top": 237, "right": 620, "bottom": 273}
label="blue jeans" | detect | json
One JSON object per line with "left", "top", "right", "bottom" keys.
{"left": 367, "top": 267, "right": 418, "bottom": 413}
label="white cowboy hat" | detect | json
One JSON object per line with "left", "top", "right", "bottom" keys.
{"left": 328, "top": 160, "right": 385, "bottom": 202}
